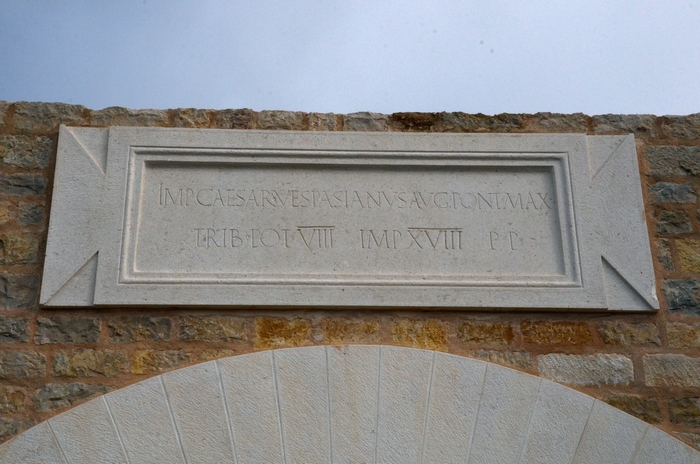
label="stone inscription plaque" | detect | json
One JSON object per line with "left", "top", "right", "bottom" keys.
{"left": 41, "top": 127, "right": 658, "bottom": 310}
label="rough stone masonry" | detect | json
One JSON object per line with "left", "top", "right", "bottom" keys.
{"left": 2, "top": 101, "right": 700, "bottom": 449}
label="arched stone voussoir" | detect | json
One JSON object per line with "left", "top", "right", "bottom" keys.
{"left": 1, "top": 345, "right": 699, "bottom": 463}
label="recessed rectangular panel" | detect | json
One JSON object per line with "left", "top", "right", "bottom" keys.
{"left": 41, "top": 127, "right": 658, "bottom": 310}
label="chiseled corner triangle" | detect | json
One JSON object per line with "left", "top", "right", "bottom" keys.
{"left": 587, "top": 135, "right": 630, "bottom": 182}
{"left": 44, "top": 253, "right": 98, "bottom": 306}
{"left": 63, "top": 126, "right": 109, "bottom": 175}
{"left": 602, "top": 257, "right": 656, "bottom": 311}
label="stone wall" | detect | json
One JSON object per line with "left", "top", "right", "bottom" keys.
{"left": 1, "top": 101, "right": 700, "bottom": 448}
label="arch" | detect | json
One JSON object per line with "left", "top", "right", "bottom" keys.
{"left": 1, "top": 346, "right": 698, "bottom": 463}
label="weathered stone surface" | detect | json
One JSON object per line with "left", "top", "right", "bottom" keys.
{"left": 257, "top": 110, "right": 304, "bottom": 130}
{"left": 307, "top": 112, "right": 338, "bottom": 131}
{"left": 0, "top": 203, "right": 10, "bottom": 225}
{"left": 18, "top": 204, "right": 44, "bottom": 225}
{"left": 593, "top": 114, "right": 655, "bottom": 136}
{"left": 214, "top": 108, "right": 255, "bottom": 129}
{"left": 598, "top": 321, "right": 660, "bottom": 347}
{"left": 661, "top": 114, "right": 700, "bottom": 140}
{"left": 0, "top": 274, "right": 38, "bottom": 310}
{"left": 0, "top": 418, "right": 33, "bottom": 441}
{"left": 0, "top": 351, "right": 45, "bottom": 378}
{"left": 664, "top": 280, "right": 700, "bottom": 315}
{"left": 254, "top": 317, "right": 312, "bottom": 349}
{"left": 678, "top": 240, "right": 700, "bottom": 273}
{"left": 33, "top": 383, "right": 107, "bottom": 411}
{"left": 199, "top": 349, "right": 235, "bottom": 361}
{"left": 0, "top": 135, "right": 52, "bottom": 168}
{"left": 390, "top": 112, "right": 439, "bottom": 131}
{"left": 457, "top": 321, "right": 514, "bottom": 345}
{"left": 439, "top": 112, "right": 527, "bottom": 132}
{"left": 521, "top": 321, "right": 593, "bottom": 345}
{"left": 131, "top": 349, "right": 189, "bottom": 374}
{"left": 644, "top": 354, "right": 700, "bottom": 387}
{"left": 655, "top": 210, "right": 692, "bottom": 234}
{"left": 467, "top": 349, "right": 537, "bottom": 372}
{"left": 603, "top": 394, "right": 661, "bottom": 423}
{"left": 0, "top": 317, "right": 28, "bottom": 343}
{"left": 0, "top": 233, "right": 39, "bottom": 264}
{"left": 657, "top": 238, "right": 674, "bottom": 271}
{"left": 179, "top": 316, "right": 246, "bottom": 342}
{"left": 0, "top": 101, "right": 8, "bottom": 132}
{"left": 0, "top": 386, "right": 25, "bottom": 413}
{"left": 646, "top": 146, "right": 700, "bottom": 177}
{"left": 35, "top": 317, "right": 100, "bottom": 344}
{"left": 321, "top": 318, "right": 380, "bottom": 344}
{"left": 12, "top": 101, "right": 86, "bottom": 133}
{"left": 391, "top": 319, "right": 448, "bottom": 351}
{"left": 670, "top": 398, "right": 700, "bottom": 426}
{"left": 53, "top": 350, "right": 127, "bottom": 377}
{"left": 173, "top": 108, "right": 212, "bottom": 128}
{"left": 107, "top": 316, "right": 172, "bottom": 343}
{"left": 668, "top": 323, "right": 700, "bottom": 349}
{"left": 0, "top": 173, "right": 47, "bottom": 195}
{"left": 343, "top": 112, "right": 389, "bottom": 131}
{"left": 90, "top": 106, "right": 170, "bottom": 127}
{"left": 538, "top": 353, "right": 633, "bottom": 386}
{"left": 649, "top": 182, "right": 697, "bottom": 204}
{"left": 527, "top": 112, "right": 588, "bottom": 133}
{"left": 675, "top": 432, "right": 700, "bottom": 450}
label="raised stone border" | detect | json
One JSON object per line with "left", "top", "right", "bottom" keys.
{"left": 0, "top": 346, "right": 697, "bottom": 463}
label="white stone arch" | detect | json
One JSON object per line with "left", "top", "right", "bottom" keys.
{"left": 1, "top": 345, "right": 698, "bottom": 463}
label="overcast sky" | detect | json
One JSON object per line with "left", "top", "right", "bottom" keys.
{"left": 1, "top": 1, "right": 699, "bottom": 115}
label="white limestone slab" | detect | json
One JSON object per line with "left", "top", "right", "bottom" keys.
{"left": 634, "top": 426, "right": 700, "bottom": 464}
{"left": 274, "top": 346, "right": 331, "bottom": 463}
{"left": 327, "top": 345, "right": 379, "bottom": 464}
{"left": 105, "top": 376, "right": 185, "bottom": 464}
{"left": 218, "top": 351, "right": 284, "bottom": 463}
{"left": 572, "top": 400, "right": 649, "bottom": 464}
{"left": 49, "top": 396, "right": 126, "bottom": 464}
{"left": 376, "top": 346, "right": 434, "bottom": 463}
{"left": 468, "top": 363, "right": 541, "bottom": 464}
{"left": 41, "top": 128, "right": 657, "bottom": 311}
{"left": 161, "top": 361, "right": 236, "bottom": 463}
{"left": 422, "top": 353, "right": 486, "bottom": 463}
{"left": 0, "top": 422, "right": 66, "bottom": 464}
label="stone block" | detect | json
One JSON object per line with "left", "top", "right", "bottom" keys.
{"left": 254, "top": 317, "right": 312, "bottom": 349}
{"left": 12, "top": 101, "right": 86, "bottom": 134}
{"left": 0, "top": 386, "right": 25, "bottom": 413}
{"left": 655, "top": 210, "right": 692, "bottom": 234}
{"left": 33, "top": 383, "right": 107, "bottom": 411}
{"left": 679, "top": 240, "right": 700, "bottom": 273}
{"left": 173, "top": 108, "right": 212, "bottom": 128}
{"left": 457, "top": 321, "right": 514, "bottom": 345}
{"left": 646, "top": 146, "right": 700, "bottom": 177}
{"left": 107, "top": 315, "right": 172, "bottom": 343}
{"left": 391, "top": 319, "right": 448, "bottom": 351}
{"left": 0, "top": 101, "right": 8, "bottom": 132}
{"left": 198, "top": 349, "right": 235, "bottom": 361}
{"left": 35, "top": 316, "right": 100, "bottom": 344}
{"left": 90, "top": 106, "right": 170, "bottom": 127}
{"left": 627, "top": 424, "right": 699, "bottom": 464}
{"left": 0, "top": 274, "right": 38, "bottom": 310}
{"left": 343, "top": 111, "right": 389, "bottom": 131}
{"left": 664, "top": 280, "right": 700, "bottom": 315}
{"left": 0, "top": 173, "right": 47, "bottom": 195}
{"left": 668, "top": 323, "right": 700, "bottom": 349}
{"left": 390, "top": 112, "right": 439, "bottom": 131}
{"left": 644, "top": 354, "right": 700, "bottom": 387}
{"left": 657, "top": 238, "right": 674, "bottom": 271}
{"left": 179, "top": 315, "right": 246, "bottom": 342}
{"left": 131, "top": 349, "right": 189, "bottom": 374}
{"left": 521, "top": 320, "right": 593, "bottom": 345}
{"left": 468, "top": 349, "right": 537, "bottom": 372}
{"left": 214, "top": 108, "right": 255, "bottom": 129}
{"left": 592, "top": 114, "right": 655, "bottom": 136}
{"left": 257, "top": 110, "right": 304, "bottom": 130}
{"left": 0, "top": 418, "right": 33, "bottom": 442}
{"left": 603, "top": 394, "right": 661, "bottom": 423}
{"left": 0, "top": 135, "right": 52, "bottom": 168}
{"left": 439, "top": 112, "right": 527, "bottom": 132}
{"left": 670, "top": 398, "right": 700, "bottom": 426}
{"left": 321, "top": 318, "right": 380, "bottom": 344}
{"left": 53, "top": 349, "right": 127, "bottom": 377}
{"left": 307, "top": 112, "right": 338, "bottom": 131}
{"left": 527, "top": 112, "right": 588, "bottom": 133}
{"left": 598, "top": 321, "right": 660, "bottom": 346}
{"left": 18, "top": 204, "right": 44, "bottom": 225}
{"left": 0, "top": 351, "right": 45, "bottom": 378}
{"left": 649, "top": 182, "right": 697, "bottom": 204}
{"left": 0, "top": 202, "right": 10, "bottom": 225}
{"left": 0, "top": 316, "right": 28, "bottom": 342}
{"left": 0, "top": 233, "right": 39, "bottom": 264}
{"left": 661, "top": 114, "right": 700, "bottom": 140}
{"left": 675, "top": 432, "right": 700, "bottom": 450}
{"left": 538, "top": 353, "right": 633, "bottom": 386}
